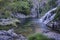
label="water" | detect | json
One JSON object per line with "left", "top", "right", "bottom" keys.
{"left": 40, "top": 7, "right": 57, "bottom": 24}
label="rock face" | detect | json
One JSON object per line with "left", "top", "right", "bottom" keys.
{"left": 0, "top": 29, "right": 27, "bottom": 40}
{"left": 0, "top": 18, "right": 19, "bottom": 25}
{"left": 57, "top": 0, "right": 60, "bottom": 6}
{"left": 47, "top": 21, "right": 60, "bottom": 32}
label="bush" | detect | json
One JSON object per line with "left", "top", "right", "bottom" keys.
{"left": 0, "top": 0, "right": 32, "bottom": 18}
{"left": 7, "top": 1, "right": 31, "bottom": 15}
{"left": 0, "top": 25, "right": 14, "bottom": 30}
{"left": 54, "top": 6, "right": 60, "bottom": 20}
{"left": 40, "top": 0, "right": 57, "bottom": 16}
{"left": 28, "top": 33, "right": 54, "bottom": 40}
{"left": 48, "top": 0, "right": 57, "bottom": 8}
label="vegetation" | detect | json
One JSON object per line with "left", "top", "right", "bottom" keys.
{"left": 40, "top": 0, "right": 57, "bottom": 16}
{"left": 28, "top": 33, "right": 54, "bottom": 40}
{"left": 8, "top": 1, "right": 30, "bottom": 15}
{"left": 0, "top": 0, "right": 60, "bottom": 40}
{"left": 0, "top": 25, "right": 15, "bottom": 30}
{"left": 0, "top": 0, "right": 31, "bottom": 18}
{"left": 54, "top": 6, "right": 60, "bottom": 21}
{"left": 14, "top": 21, "right": 34, "bottom": 36}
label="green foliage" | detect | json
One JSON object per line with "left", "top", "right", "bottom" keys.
{"left": 48, "top": 0, "right": 57, "bottom": 8}
{"left": 54, "top": 7, "right": 60, "bottom": 20}
{"left": 9, "top": 1, "right": 30, "bottom": 15}
{"left": 28, "top": 33, "right": 54, "bottom": 40}
{"left": 21, "top": 0, "right": 28, "bottom": 2}
{"left": 0, "top": 0, "right": 31, "bottom": 18}
{"left": 0, "top": 25, "right": 14, "bottom": 30}
{"left": 40, "top": 0, "right": 57, "bottom": 16}
{"left": 14, "top": 21, "right": 34, "bottom": 36}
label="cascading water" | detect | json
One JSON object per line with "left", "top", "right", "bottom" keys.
{"left": 39, "top": 7, "right": 57, "bottom": 24}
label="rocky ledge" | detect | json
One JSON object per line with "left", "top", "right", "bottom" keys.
{"left": 0, "top": 29, "right": 27, "bottom": 40}
{"left": 47, "top": 21, "right": 60, "bottom": 32}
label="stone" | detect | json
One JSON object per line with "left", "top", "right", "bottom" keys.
{"left": 0, "top": 29, "right": 27, "bottom": 40}
{"left": 47, "top": 21, "right": 60, "bottom": 32}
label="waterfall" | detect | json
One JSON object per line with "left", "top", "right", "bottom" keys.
{"left": 30, "top": 0, "right": 40, "bottom": 18}
{"left": 39, "top": 7, "right": 57, "bottom": 24}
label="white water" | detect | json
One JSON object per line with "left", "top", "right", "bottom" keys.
{"left": 39, "top": 7, "right": 57, "bottom": 24}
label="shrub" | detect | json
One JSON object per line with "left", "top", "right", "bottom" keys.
{"left": 8, "top": 1, "right": 31, "bottom": 15}
{"left": 54, "top": 6, "right": 60, "bottom": 20}
{"left": 28, "top": 33, "right": 54, "bottom": 40}
{"left": 0, "top": 0, "right": 32, "bottom": 18}
{"left": 48, "top": 0, "right": 57, "bottom": 8}
{"left": 40, "top": 0, "right": 57, "bottom": 16}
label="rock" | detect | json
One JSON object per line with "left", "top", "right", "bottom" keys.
{"left": 7, "top": 29, "right": 18, "bottom": 38}
{"left": 47, "top": 21, "right": 60, "bottom": 32}
{"left": 0, "top": 29, "right": 27, "bottom": 40}
{"left": 0, "top": 30, "right": 13, "bottom": 40}
{"left": 0, "top": 18, "right": 19, "bottom": 25}
{"left": 57, "top": 0, "right": 60, "bottom": 6}
{"left": 0, "top": 35, "right": 13, "bottom": 40}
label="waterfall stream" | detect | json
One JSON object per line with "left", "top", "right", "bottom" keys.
{"left": 39, "top": 7, "right": 57, "bottom": 24}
